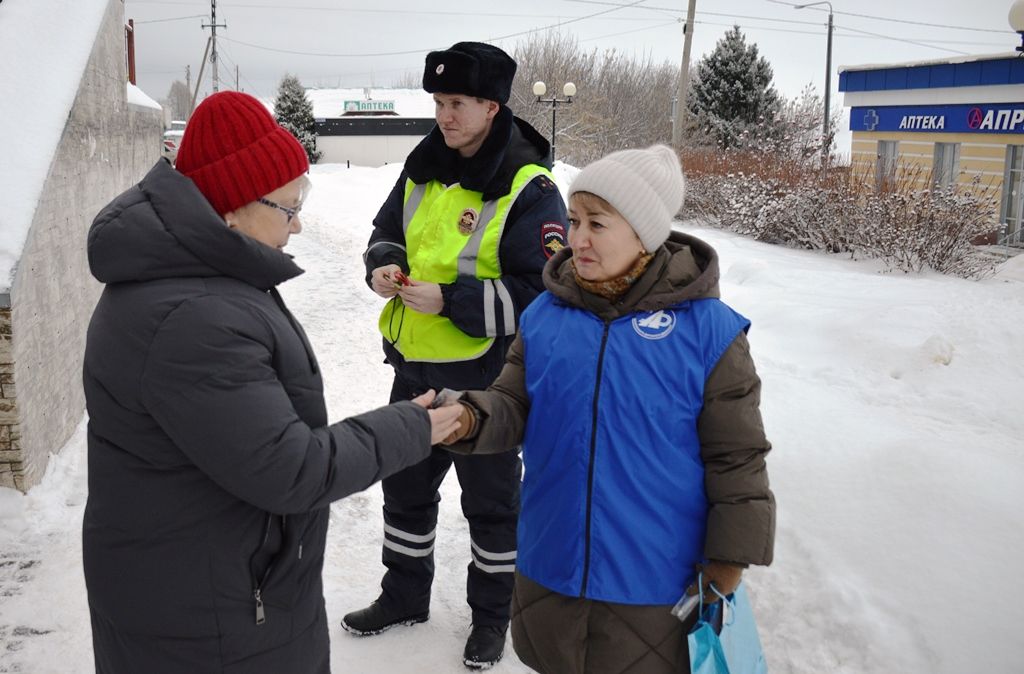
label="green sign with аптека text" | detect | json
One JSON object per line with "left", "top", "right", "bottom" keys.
{"left": 343, "top": 100, "right": 396, "bottom": 114}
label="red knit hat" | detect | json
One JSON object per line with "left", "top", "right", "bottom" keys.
{"left": 175, "top": 91, "right": 309, "bottom": 215}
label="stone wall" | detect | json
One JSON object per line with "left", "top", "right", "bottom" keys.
{"left": 0, "top": 307, "right": 21, "bottom": 490}
{"left": 4, "top": 0, "right": 162, "bottom": 491}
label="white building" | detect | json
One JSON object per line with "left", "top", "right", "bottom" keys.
{"left": 289, "top": 88, "right": 435, "bottom": 167}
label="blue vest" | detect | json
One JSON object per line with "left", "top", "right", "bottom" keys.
{"left": 516, "top": 291, "right": 751, "bottom": 605}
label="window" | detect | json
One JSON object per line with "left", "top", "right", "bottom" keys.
{"left": 932, "top": 143, "right": 960, "bottom": 189}
{"left": 876, "top": 140, "right": 899, "bottom": 191}
{"left": 1001, "top": 145, "right": 1024, "bottom": 245}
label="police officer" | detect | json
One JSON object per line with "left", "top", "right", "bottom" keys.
{"left": 343, "top": 42, "right": 568, "bottom": 669}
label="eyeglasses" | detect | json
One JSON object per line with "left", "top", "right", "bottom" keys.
{"left": 257, "top": 196, "right": 302, "bottom": 224}
{"left": 257, "top": 175, "right": 312, "bottom": 224}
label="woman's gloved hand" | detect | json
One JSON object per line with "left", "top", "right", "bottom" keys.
{"left": 685, "top": 561, "right": 744, "bottom": 603}
{"left": 441, "top": 402, "right": 477, "bottom": 445}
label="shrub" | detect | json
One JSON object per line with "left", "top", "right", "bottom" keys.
{"left": 683, "top": 149, "right": 1000, "bottom": 279}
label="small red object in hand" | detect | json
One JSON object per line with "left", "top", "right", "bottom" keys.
{"left": 393, "top": 271, "right": 412, "bottom": 287}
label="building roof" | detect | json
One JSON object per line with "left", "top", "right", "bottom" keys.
{"left": 839, "top": 52, "right": 1019, "bottom": 74}
{"left": 0, "top": 0, "right": 113, "bottom": 291}
{"left": 839, "top": 52, "right": 1024, "bottom": 93}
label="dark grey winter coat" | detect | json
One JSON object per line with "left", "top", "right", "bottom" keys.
{"left": 82, "top": 160, "right": 431, "bottom": 673}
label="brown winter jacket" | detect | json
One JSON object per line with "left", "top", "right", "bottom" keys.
{"left": 450, "top": 230, "right": 775, "bottom": 567}
{"left": 449, "top": 230, "right": 774, "bottom": 672}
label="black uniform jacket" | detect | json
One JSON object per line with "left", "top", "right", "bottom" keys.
{"left": 363, "top": 106, "right": 568, "bottom": 390}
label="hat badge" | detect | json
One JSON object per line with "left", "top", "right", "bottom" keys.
{"left": 436, "top": 63, "right": 445, "bottom": 75}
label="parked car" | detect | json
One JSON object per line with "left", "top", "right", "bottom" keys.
{"left": 162, "top": 120, "right": 187, "bottom": 164}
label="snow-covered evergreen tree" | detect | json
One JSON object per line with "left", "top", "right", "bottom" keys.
{"left": 688, "top": 26, "right": 781, "bottom": 149}
{"left": 274, "top": 74, "right": 322, "bottom": 164}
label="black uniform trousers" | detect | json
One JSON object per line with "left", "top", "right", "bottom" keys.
{"left": 379, "top": 372, "right": 522, "bottom": 628}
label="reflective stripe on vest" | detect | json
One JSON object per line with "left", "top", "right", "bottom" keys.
{"left": 379, "top": 163, "right": 552, "bottom": 363}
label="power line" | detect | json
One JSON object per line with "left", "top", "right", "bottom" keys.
{"left": 220, "top": 36, "right": 433, "bottom": 58}
{"left": 693, "top": 18, "right": 996, "bottom": 54}
{"left": 126, "top": 0, "right": 1017, "bottom": 35}
{"left": 129, "top": 0, "right": 658, "bottom": 22}
{"left": 695, "top": 19, "right": 831, "bottom": 38}
{"left": 485, "top": 0, "right": 649, "bottom": 44}
{"left": 763, "top": 0, "right": 1011, "bottom": 35}
{"left": 135, "top": 14, "right": 206, "bottom": 24}
{"left": 218, "top": 41, "right": 266, "bottom": 97}
{"left": 219, "top": 0, "right": 649, "bottom": 58}
{"left": 837, "top": 24, "right": 969, "bottom": 55}
{"left": 580, "top": 19, "right": 678, "bottom": 42}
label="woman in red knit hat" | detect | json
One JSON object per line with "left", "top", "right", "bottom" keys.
{"left": 82, "top": 91, "right": 462, "bottom": 673}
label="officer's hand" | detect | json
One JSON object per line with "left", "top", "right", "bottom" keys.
{"left": 399, "top": 280, "right": 443, "bottom": 315}
{"left": 411, "top": 390, "right": 463, "bottom": 444}
{"left": 371, "top": 264, "right": 402, "bottom": 298}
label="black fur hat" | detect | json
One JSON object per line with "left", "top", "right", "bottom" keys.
{"left": 423, "top": 42, "right": 516, "bottom": 104}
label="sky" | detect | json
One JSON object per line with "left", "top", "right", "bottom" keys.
{"left": 1, "top": 161, "right": 1023, "bottom": 672}
{"left": 126, "top": 0, "right": 1021, "bottom": 113}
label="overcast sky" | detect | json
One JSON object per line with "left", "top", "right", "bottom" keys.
{"left": 126, "top": 0, "right": 1019, "bottom": 118}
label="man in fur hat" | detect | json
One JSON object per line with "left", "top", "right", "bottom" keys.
{"left": 345, "top": 41, "right": 568, "bottom": 669}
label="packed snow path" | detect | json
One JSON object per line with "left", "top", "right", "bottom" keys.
{"left": 1, "top": 162, "right": 1023, "bottom": 673}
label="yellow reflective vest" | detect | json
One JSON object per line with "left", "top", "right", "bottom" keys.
{"left": 379, "top": 163, "right": 553, "bottom": 363}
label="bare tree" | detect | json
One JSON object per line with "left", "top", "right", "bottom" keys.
{"left": 510, "top": 32, "right": 677, "bottom": 166}
{"left": 163, "top": 80, "right": 191, "bottom": 122}
{"left": 389, "top": 70, "right": 421, "bottom": 89}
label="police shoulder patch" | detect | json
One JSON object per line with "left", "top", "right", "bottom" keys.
{"left": 541, "top": 222, "right": 566, "bottom": 259}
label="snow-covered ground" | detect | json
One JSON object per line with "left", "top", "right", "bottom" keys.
{"left": 1, "top": 162, "right": 1023, "bottom": 673}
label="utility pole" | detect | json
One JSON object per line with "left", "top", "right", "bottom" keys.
{"left": 202, "top": 0, "right": 227, "bottom": 93}
{"left": 794, "top": 2, "right": 835, "bottom": 168}
{"left": 236, "top": 64, "right": 240, "bottom": 91}
{"left": 672, "top": 0, "right": 697, "bottom": 149}
{"left": 823, "top": 10, "right": 834, "bottom": 167}
{"left": 190, "top": 37, "right": 212, "bottom": 116}
{"left": 186, "top": 65, "right": 191, "bottom": 97}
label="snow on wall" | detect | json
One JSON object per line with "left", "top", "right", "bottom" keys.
{"left": 0, "top": 0, "right": 111, "bottom": 290}
{"left": 838, "top": 51, "right": 1018, "bottom": 74}
{"left": 127, "top": 83, "right": 161, "bottom": 110}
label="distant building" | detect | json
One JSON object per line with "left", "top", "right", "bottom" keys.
{"left": 841, "top": 53, "right": 1024, "bottom": 246}
{"left": 305, "top": 88, "right": 435, "bottom": 167}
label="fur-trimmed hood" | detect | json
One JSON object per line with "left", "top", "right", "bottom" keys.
{"left": 542, "top": 230, "right": 721, "bottom": 322}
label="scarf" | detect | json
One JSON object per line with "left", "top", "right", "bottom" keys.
{"left": 571, "top": 252, "right": 655, "bottom": 301}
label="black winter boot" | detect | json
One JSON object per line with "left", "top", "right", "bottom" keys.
{"left": 462, "top": 624, "right": 507, "bottom": 670}
{"left": 340, "top": 600, "right": 429, "bottom": 636}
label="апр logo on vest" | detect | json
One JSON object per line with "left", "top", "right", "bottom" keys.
{"left": 632, "top": 310, "right": 675, "bottom": 340}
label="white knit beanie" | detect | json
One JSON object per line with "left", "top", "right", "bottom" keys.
{"left": 568, "top": 144, "right": 685, "bottom": 252}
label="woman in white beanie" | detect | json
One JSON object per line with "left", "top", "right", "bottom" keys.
{"left": 441, "top": 145, "right": 775, "bottom": 673}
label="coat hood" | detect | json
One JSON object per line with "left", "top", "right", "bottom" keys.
{"left": 404, "top": 106, "right": 551, "bottom": 199}
{"left": 88, "top": 160, "right": 303, "bottom": 290}
{"left": 542, "top": 229, "right": 721, "bottom": 321}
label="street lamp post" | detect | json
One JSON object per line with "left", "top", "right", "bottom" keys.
{"left": 1010, "top": 0, "right": 1024, "bottom": 52}
{"left": 795, "top": 1, "right": 834, "bottom": 167}
{"left": 533, "top": 81, "right": 577, "bottom": 165}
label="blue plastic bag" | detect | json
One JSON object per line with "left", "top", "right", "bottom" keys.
{"left": 687, "top": 581, "right": 767, "bottom": 674}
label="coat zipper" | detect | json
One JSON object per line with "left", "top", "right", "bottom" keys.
{"left": 251, "top": 514, "right": 285, "bottom": 625}
{"left": 579, "top": 321, "right": 611, "bottom": 598}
